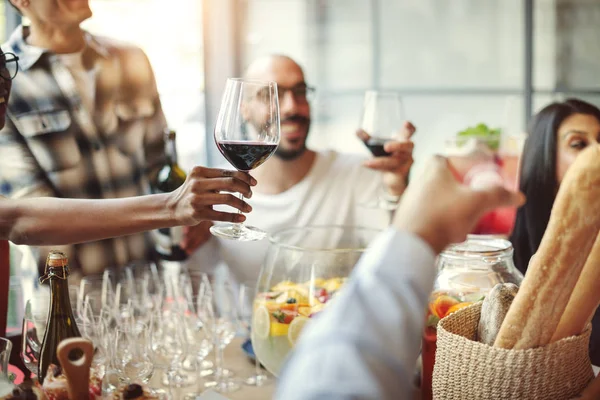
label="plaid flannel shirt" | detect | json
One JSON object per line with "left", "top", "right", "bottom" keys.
{"left": 0, "top": 26, "right": 167, "bottom": 277}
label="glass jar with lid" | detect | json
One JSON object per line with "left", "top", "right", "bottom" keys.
{"left": 420, "top": 235, "right": 524, "bottom": 400}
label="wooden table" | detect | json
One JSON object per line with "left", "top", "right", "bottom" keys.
{"left": 155, "top": 337, "right": 276, "bottom": 400}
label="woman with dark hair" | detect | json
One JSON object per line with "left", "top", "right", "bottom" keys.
{"left": 510, "top": 98, "right": 600, "bottom": 365}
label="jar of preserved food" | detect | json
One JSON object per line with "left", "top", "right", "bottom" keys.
{"left": 421, "top": 235, "right": 523, "bottom": 399}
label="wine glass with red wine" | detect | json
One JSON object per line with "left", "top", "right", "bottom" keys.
{"left": 210, "top": 78, "right": 280, "bottom": 241}
{"left": 358, "top": 90, "right": 406, "bottom": 210}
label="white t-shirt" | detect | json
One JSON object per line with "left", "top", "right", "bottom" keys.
{"left": 189, "top": 151, "right": 392, "bottom": 283}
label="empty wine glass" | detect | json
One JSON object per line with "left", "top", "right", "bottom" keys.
{"left": 201, "top": 278, "right": 241, "bottom": 393}
{"left": 181, "top": 295, "right": 214, "bottom": 400}
{"left": 0, "top": 337, "right": 13, "bottom": 396}
{"left": 148, "top": 306, "right": 188, "bottom": 398}
{"left": 358, "top": 90, "right": 407, "bottom": 210}
{"left": 20, "top": 295, "right": 49, "bottom": 376}
{"left": 239, "top": 281, "right": 268, "bottom": 386}
{"left": 210, "top": 78, "right": 280, "bottom": 241}
{"left": 79, "top": 275, "right": 112, "bottom": 316}
{"left": 113, "top": 321, "right": 153, "bottom": 384}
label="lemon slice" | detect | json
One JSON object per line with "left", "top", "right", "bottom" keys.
{"left": 270, "top": 322, "right": 289, "bottom": 336}
{"left": 288, "top": 316, "right": 310, "bottom": 346}
{"left": 253, "top": 306, "right": 271, "bottom": 340}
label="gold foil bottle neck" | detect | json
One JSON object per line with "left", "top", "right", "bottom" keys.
{"left": 40, "top": 251, "right": 70, "bottom": 283}
{"left": 46, "top": 251, "right": 68, "bottom": 267}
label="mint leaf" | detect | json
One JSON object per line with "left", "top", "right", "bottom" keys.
{"left": 456, "top": 123, "right": 501, "bottom": 151}
{"left": 272, "top": 310, "right": 285, "bottom": 323}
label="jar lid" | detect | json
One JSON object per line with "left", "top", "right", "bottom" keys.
{"left": 441, "top": 235, "right": 513, "bottom": 261}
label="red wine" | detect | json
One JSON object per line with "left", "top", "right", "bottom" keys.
{"left": 217, "top": 141, "right": 277, "bottom": 171}
{"left": 363, "top": 137, "right": 391, "bottom": 157}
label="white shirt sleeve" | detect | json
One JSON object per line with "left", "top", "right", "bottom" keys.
{"left": 275, "top": 228, "right": 437, "bottom": 400}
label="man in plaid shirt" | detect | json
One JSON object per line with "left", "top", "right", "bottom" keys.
{"left": 0, "top": 0, "right": 168, "bottom": 277}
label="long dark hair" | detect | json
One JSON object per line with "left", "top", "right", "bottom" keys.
{"left": 510, "top": 98, "right": 600, "bottom": 274}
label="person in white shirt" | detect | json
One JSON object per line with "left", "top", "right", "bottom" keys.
{"left": 186, "top": 55, "right": 415, "bottom": 282}
{"left": 276, "top": 155, "right": 526, "bottom": 400}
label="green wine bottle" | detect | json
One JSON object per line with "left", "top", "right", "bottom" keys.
{"left": 153, "top": 129, "right": 188, "bottom": 261}
{"left": 38, "top": 251, "right": 81, "bottom": 383}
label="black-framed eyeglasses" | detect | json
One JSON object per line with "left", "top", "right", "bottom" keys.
{"left": 255, "top": 83, "right": 316, "bottom": 104}
{"left": 277, "top": 84, "right": 315, "bottom": 103}
{"left": 0, "top": 52, "right": 19, "bottom": 81}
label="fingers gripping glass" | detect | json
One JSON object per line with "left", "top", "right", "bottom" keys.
{"left": 0, "top": 53, "right": 19, "bottom": 81}
{"left": 210, "top": 78, "right": 281, "bottom": 242}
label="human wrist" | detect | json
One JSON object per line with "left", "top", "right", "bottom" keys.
{"left": 411, "top": 228, "right": 448, "bottom": 255}
{"left": 161, "top": 191, "right": 181, "bottom": 226}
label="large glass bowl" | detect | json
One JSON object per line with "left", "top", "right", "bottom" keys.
{"left": 251, "top": 225, "right": 381, "bottom": 376}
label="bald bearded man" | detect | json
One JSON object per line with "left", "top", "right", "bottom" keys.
{"left": 186, "top": 55, "right": 416, "bottom": 283}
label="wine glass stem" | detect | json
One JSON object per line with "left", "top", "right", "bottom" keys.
{"left": 218, "top": 345, "right": 225, "bottom": 384}
{"left": 195, "top": 355, "right": 204, "bottom": 394}
{"left": 232, "top": 193, "right": 244, "bottom": 235}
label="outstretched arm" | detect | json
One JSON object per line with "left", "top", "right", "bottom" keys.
{"left": 0, "top": 166, "right": 256, "bottom": 246}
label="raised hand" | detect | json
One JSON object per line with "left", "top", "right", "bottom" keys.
{"left": 360, "top": 121, "right": 416, "bottom": 197}
{"left": 393, "top": 155, "right": 525, "bottom": 253}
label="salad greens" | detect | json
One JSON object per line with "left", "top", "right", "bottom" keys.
{"left": 456, "top": 123, "right": 502, "bottom": 151}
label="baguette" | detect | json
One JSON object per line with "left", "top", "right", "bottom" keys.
{"left": 494, "top": 144, "right": 600, "bottom": 349}
{"left": 552, "top": 231, "right": 600, "bottom": 342}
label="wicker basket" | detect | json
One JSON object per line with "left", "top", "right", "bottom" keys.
{"left": 432, "top": 302, "right": 594, "bottom": 399}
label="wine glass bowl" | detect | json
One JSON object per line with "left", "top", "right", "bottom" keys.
{"left": 210, "top": 78, "right": 280, "bottom": 242}
{"left": 21, "top": 296, "right": 49, "bottom": 375}
{"left": 359, "top": 91, "right": 405, "bottom": 154}
{"left": 358, "top": 90, "right": 406, "bottom": 210}
{"left": 251, "top": 225, "right": 380, "bottom": 376}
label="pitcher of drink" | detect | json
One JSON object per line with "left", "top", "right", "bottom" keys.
{"left": 420, "top": 235, "right": 523, "bottom": 400}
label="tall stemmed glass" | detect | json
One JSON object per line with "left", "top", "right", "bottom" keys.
{"left": 358, "top": 90, "right": 407, "bottom": 210}
{"left": 239, "top": 281, "right": 268, "bottom": 386}
{"left": 210, "top": 78, "right": 280, "bottom": 242}
{"left": 201, "top": 278, "right": 241, "bottom": 393}
{"left": 20, "top": 296, "right": 49, "bottom": 376}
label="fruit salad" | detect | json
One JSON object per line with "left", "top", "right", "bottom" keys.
{"left": 251, "top": 277, "right": 346, "bottom": 376}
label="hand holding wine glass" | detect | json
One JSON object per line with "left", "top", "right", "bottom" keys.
{"left": 211, "top": 78, "right": 280, "bottom": 241}
{"left": 357, "top": 91, "right": 415, "bottom": 210}
{"left": 167, "top": 166, "right": 256, "bottom": 226}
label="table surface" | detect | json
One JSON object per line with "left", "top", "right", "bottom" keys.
{"left": 158, "top": 337, "right": 276, "bottom": 400}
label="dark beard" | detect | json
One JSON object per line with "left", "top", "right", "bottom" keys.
{"left": 274, "top": 115, "right": 310, "bottom": 161}
{"left": 275, "top": 144, "right": 307, "bottom": 161}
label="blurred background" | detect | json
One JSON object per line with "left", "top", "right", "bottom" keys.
{"left": 3, "top": 0, "right": 599, "bottom": 178}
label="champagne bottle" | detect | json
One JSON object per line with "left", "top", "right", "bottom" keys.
{"left": 152, "top": 129, "right": 188, "bottom": 261}
{"left": 38, "top": 251, "right": 81, "bottom": 383}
